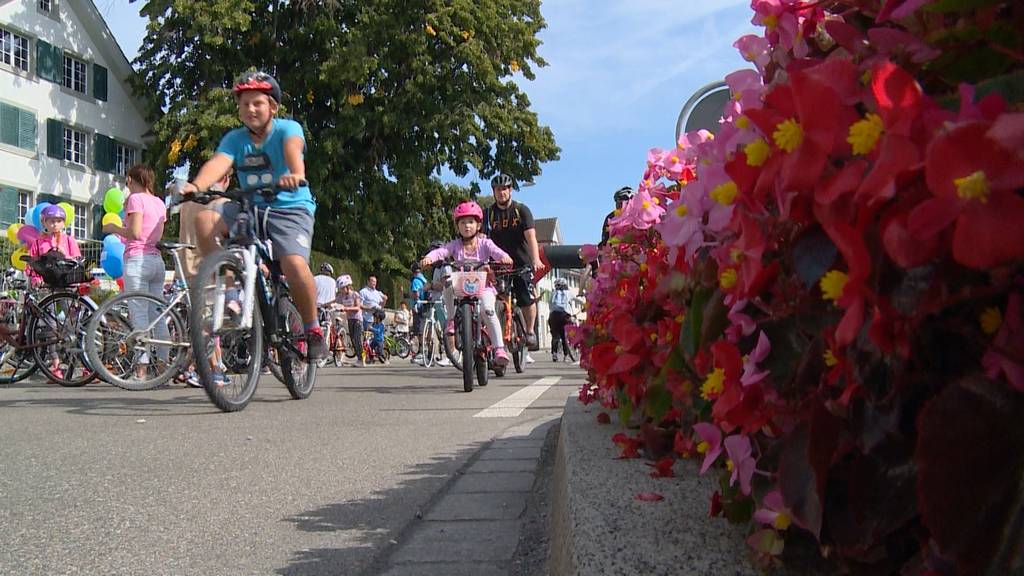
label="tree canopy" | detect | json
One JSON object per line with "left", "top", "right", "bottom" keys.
{"left": 131, "top": 0, "right": 560, "bottom": 273}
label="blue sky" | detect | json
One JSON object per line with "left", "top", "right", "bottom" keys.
{"left": 97, "top": 0, "right": 757, "bottom": 245}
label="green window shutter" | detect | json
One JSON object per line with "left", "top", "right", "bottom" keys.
{"left": 46, "top": 118, "right": 64, "bottom": 159}
{"left": 0, "top": 187, "right": 19, "bottom": 228}
{"left": 18, "top": 108, "right": 36, "bottom": 151}
{"left": 94, "top": 133, "right": 113, "bottom": 172}
{"left": 91, "top": 204, "right": 105, "bottom": 240}
{"left": 93, "top": 64, "right": 108, "bottom": 101}
{"left": 36, "top": 39, "right": 59, "bottom": 83}
{"left": 0, "top": 104, "right": 17, "bottom": 147}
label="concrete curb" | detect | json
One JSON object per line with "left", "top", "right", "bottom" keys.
{"left": 549, "top": 397, "right": 761, "bottom": 576}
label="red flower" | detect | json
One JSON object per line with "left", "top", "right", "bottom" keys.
{"left": 909, "top": 121, "right": 1024, "bottom": 269}
{"left": 612, "top": 432, "right": 642, "bottom": 459}
{"left": 635, "top": 492, "right": 664, "bottom": 502}
{"left": 647, "top": 456, "right": 676, "bottom": 478}
{"left": 709, "top": 491, "right": 723, "bottom": 517}
{"left": 596, "top": 412, "right": 611, "bottom": 424}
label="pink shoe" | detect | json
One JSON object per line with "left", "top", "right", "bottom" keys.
{"left": 493, "top": 348, "right": 509, "bottom": 367}
{"left": 446, "top": 320, "right": 455, "bottom": 335}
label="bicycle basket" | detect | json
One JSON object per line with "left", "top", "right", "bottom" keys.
{"left": 451, "top": 271, "right": 488, "bottom": 298}
{"left": 29, "top": 252, "right": 90, "bottom": 288}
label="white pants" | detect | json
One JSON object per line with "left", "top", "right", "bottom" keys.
{"left": 444, "top": 287, "right": 504, "bottom": 349}
{"left": 124, "top": 254, "right": 169, "bottom": 364}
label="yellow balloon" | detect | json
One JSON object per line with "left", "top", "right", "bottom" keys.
{"left": 6, "top": 223, "right": 21, "bottom": 244}
{"left": 102, "top": 213, "right": 123, "bottom": 227}
{"left": 11, "top": 247, "right": 27, "bottom": 270}
{"left": 57, "top": 202, "right": 75, "bottom": 225}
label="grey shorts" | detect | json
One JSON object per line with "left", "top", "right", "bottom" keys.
{"left": 216, "top": 203, "right": 315, "bottom": 261}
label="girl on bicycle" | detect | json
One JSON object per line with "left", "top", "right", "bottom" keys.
{"left": 420, "top": 201, "right": 512, "bottom": 367}
{"left": 103, "top": 164, "right": 170, "bottom": 380}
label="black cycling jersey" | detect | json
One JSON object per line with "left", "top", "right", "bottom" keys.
{"left": 484, "top": 200, "right": 535, "bottom": 267}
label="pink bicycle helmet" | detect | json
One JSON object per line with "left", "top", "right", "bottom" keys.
{"left": 452, "top": 201, "right": 483, "bottom": 223}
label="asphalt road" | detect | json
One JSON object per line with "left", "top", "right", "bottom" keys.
{"left": 0, "top": 356, "right": 582, "bottom": 576}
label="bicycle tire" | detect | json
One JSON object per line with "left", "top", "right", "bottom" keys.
{"left": 394, "top": 335, "right": 411, "bottom": 359}
{"left": 276, "top": 297, "right": 317, "bottom": 399}
{"left": 190, "top": 249, "right": 262, "bottom": 412}
{"left": 86, "top": 291, "right": 189, "bottom": 391}
{"left": 0, "top": 341, "right": 38, "bottom": 384}
{"left": 421, "top": 322, "right": 436, "bottom": 368}
{"left": 476, "top": 352, "right": 489, "bottom": 387}
{"left": 460, "top": 303, "right": 474, "bottom": 393}
{"left": 27, "top": 292, "right": 97, "bottom": 387}
{"left": 512, "top": 308, "right": 527, "bottom": 374}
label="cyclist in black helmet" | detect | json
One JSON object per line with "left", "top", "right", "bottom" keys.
{"left": 600, "top": 186, "right": 633, "bottom": 248}
{"left": 484, "top": 173, "right": 543, "bottom": 351}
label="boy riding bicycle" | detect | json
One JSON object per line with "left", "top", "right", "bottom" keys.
{"left": 181, "top": 71, "right": 326, "bottom": 359}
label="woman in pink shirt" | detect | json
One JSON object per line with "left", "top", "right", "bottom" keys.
{"left": 103, "top": 164, "right": 169, "bottom": 377}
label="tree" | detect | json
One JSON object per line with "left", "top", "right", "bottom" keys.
{"left": 130, "top": 0, "right": 560, "bottom": 274}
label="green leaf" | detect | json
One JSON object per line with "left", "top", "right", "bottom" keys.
{"left": 925, "top": 0, "right": 1003, "bottom": 12}
{"left": 644, "top": 382, "right": 673, "bottom": 424}
{"left": 617, "top": 389, "right": 633, "bottom": 427}
{"left": 680, "top": 287, "right": 710, "bottom": 358}
{"left": 975, "top": 70, "right": 1024, "bottom": 105}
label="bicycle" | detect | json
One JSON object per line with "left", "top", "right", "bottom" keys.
{"left": 182, "top": 185, "right": 317, "bottom": 412}
{"left": 491, "top": 263, "right": 530, "bottom": 374}
{"left": 0, "top": 258, "right": 98, "bottom": 386}
{"left": 413, "top": 298, "right": 446, "bottom": 368}
{"left": 85, "top": 241, "right": 194, "bottom": 391}
{"left": 450, "top": 260, "right": 503, "bottom": 392}
{"left": 386, "top": 328, "right": 411, "bottom": 359}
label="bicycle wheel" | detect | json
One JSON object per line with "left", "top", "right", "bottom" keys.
{"left": 28, "top": 292, "right": 97, "bottom": 387}
{"left": 0, "top": 340, "right": 38, "bottom": 384}
{"left": 512, "top": 308, "right": 527, "bottom": 374}
{"left": 276, "top": 296, "right": 316, "bottom": 399}
{"left": 421, "top": 322, "right": 436, "bottom": 368}
{"left": 476, "top": 351, "right": 489, "bottom": 387}
{"left": 460, "top": 303, "right": 474, "bottom": 393}
{"left": 190, "top": 249, "right": 262, "bottom": 412}
{"left": 394, "top": 335, "right": 411, "bottom": 359}
{"left": 86, "top": 291, "right": 189, "bottom": 391}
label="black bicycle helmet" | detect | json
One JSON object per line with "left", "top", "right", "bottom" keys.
{"left": 319, "top": 262, "right": 334, "bottom": 276}
{"left": 614, "top": 186, "right": 634, "bottom": 203}
{"left": 490, "top": 173, "right": 515, "bottom": 188}
{"left": 411, "top": 261, "right": 422, "bottom": 273}
{"left": 233, "top": 71, "right": 282, "bottom": 104}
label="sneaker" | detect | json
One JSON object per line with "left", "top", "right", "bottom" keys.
{"left": 437, "top": 357, "right": 451, "bottom": 367}
{"left": 411, "top": 354, "right": 423, "bottom": 364}
{"left": 261, "top": 364, "right": 272, "bottom": 375}
{"left": 525, "top": 352, "right": 535, "bottom": 364}
{"left": 185, "top": 371, "right": 202, "bottom": 388}
{"left": 445, "top": 320, "right": 455, "bottom": 335}
{"left": 213, "top": 371, "right": 231, "bottom": 387}
{"left": 306, "top": 330, "right": 328, "bottom": 360}
{"left": 552, "top": 354, "right": 559, "bottom": 363}
{"left": 493, "top": 348, "right": 510, "bottom": 367}
{"left": 525, "top": 332, "right": 539, "bottom": 350}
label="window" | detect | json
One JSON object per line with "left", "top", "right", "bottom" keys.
{"left": 38, "top": 0, "right": 51, "bottom": 12}
{"left": 0, "top": 28, "right": 30, "bottom": 72}
{"left": 63, "top": 126, "right": 86, "bottom": 165}
{"left": 114, "top": 143, "right": 136, "bottom": 176}
{"left": 62, "top": 54, "right": 86, "bottom": 94}
{"left": 71, "top": 203, "right": 86, "bottom": 238}
{"left": 18, "top": 191, "right": 30, "bottom": 224}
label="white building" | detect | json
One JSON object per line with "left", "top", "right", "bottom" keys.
{"left": 0, "top": 0, "right": 149, "bottom": 246}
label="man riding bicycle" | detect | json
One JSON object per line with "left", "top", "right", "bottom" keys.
{"left": 181, "top": 71, "right": 326, "bottom": 359}
{"left": 483, "top": 174, "right": 543, "bottom": 350}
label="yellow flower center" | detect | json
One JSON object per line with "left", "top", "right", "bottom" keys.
{"left": 700, "top": 368, "right": 725, "bottom": 400}
{"left": 824, "top": 349, "right": 838, "bottom": 367}
{"left": 730, "top": 248, "right": 744, "bottom": 263}
{"left": 640, "top": 262, "right": 648, "bottom": 272}
{"left": 674, "top": 203, "right": 689, "bottom": 217}
{"left": 719, "top": 268, "right": 738, "bottom": 290}
{"left": 652, "top": 197, "right": 661, "bottom": 205}
{"left": 954, "top": 171, "right": 990, "bottom": 203}
{"left": 649, "top": 332, "right": 658, "bottom": 342}
{"left": 726, "top": 459, "right": 735, "bottom": 472}
{"left": 980, "top": 307, "right": 1003, "bottom": 335}
{"left": 671, "top": 155, "right": 680, "bottom": 163}
{"left": 847, "top": 113, "right": 884, "bottom": 155}
{"left": 614, "top": 345, "right": 623, "bottom": 354}
{"left": 675, "top": 314, "right": 685, "bottom": 323}
{"left": 772, "top": 118, "right": 804, "bottom": 153}
{"left": 763, "top": 14, "right": 778, "bottom": 30}
{"left": 697, "top": 441, "right": 709, "bottom": 454}
{"left": 710, "top": 181, "right": 739, "bottom": 206}
{"left": 820, "top": 270, "right": 849, "bottom": 303}
{"left": 735, "top": 115, "right": 750, "bottom": 129}
{"left": 642, "top": 200, "right": 651, "bottom": 209}
{"left": 744, "top": 138, "right": 770, "bottom": 167}
{"left": 773, "top": 512, "right": 792, "bottom": 530}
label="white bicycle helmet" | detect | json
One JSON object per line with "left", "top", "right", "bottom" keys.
{"left": 336, "top": 274, "right": 353, "bottom": 289}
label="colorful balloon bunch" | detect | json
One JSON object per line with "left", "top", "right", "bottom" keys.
{"left": 99, "top": 187, "right": 126, "bottom": 279}
{"left": 4, "top": 200, "right": 78, "bottom": 271}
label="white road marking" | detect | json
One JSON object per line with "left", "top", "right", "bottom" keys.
{"left": 473, "top": 376, "right": 563, "bottom": 418}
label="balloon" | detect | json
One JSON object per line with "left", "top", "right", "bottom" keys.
{"left": 101, "top": 252, "right": 123, "bottom": 279}
{"left": 102, "top": 234, "right": 123, "bottom": 250}
{"left": 6, "top": 223, "right": 21, "bottom": 244}
{"left": 103, "top": 188, "right": 125, "bottom": 214}
{"left": 101, "top": 213, "right": 123, "bottom": 227}
{"left": 30, "top": 202, "right": 51, "bottom": 230}
{"left": 10, "top": 247, "right": 27, "bottom": 270}
{"left": 16, "top": 225, "right": 39, "bottom": 245}
{"left": 57, "top": 202, "right": 75, "bottom": 226}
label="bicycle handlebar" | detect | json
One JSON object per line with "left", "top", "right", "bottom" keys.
{"left": 170, "top": 180, "right": 309, "bottom": 209}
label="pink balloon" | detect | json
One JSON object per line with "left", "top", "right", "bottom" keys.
{"left": 16, "top": 225, "right": 39, "bottom": 245}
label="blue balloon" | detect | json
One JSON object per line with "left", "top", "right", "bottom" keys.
{"left": 103, "top": 234, "right": 122, "bottom": 250}
{"left": 29, "top": 203, "right": 51, "bottom": 230}
{"left": 101, "top": 253, "right": 123, "bottom": 278}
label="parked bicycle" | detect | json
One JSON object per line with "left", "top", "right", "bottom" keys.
{"left": 183, "top": 185, "right": 317, "bottom": 412}
{"left": 413, "top": 298, "right": 446, "bottom": 367}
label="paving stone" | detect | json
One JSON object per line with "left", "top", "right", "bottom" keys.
{"left": 450, "top": 472, "right": 535, "bottom": 493}
{"left": 425, "top": 492, "right": 527, "bottom": 521}
{"left": 379, "top": 562, "right": 508, "bottom": 576}
{"left": 476, "top": 446, "right": 542, "bottom": 460}
{"left": 466, "top": 459, "right": 538, "bottom": 474}
{"left": 390, "top": 520, "right": 521, "bottom": 563}
{"left": 491, "top": 439, "right": 544, "bottom": 450}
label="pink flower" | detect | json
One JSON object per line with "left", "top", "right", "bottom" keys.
{"left": 983, "top": 290, "right": 1024, "bottom": 392}
{"left": 734, "top": 34, "right": 770, "bottom": 76}
{"left": 726, "top": 299, "right": 757, "bottom": 342}
{"left": 751, "top": 0, "right": 806, "bottom": 56}
{"left": 579, "top": 244, "right": 599, "bottom": 262}
{"left": 753, "top": 490, "right": 793, "bottom": 530}
{"left": 724, "top": 434, "right": 756, "bottom": 495}
{"left": 740, "top": 331, "right": 771, "bottom": 387}
{"left": 693, "top": 422, "right": 723, "bottom": 474}
{"left": 725, "top": 69, "right": 766, "bottom": 113}
{"left": 609, "top": 187, "right": 666, "bottom": 232}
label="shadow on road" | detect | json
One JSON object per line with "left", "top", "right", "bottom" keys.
{"left": 276, "top": 443, "right": 484, "bottom": 576}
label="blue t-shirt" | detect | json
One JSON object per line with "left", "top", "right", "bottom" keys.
{"left": 410, "top": 273, "right": 427, "bottom": 303}
{"left": 215, "top": 118, "right": 316, "bottom": 215}
{"left": 370, "top": 323, "right": 385, "bottom": 344}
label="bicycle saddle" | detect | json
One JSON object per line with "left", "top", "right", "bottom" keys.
{"left": 156, "top": 241, "right": 196, "bottom": 252}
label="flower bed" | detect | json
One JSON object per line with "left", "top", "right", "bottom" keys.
{"left": 574, "top": 1, "right": 1023, "bottom": 573}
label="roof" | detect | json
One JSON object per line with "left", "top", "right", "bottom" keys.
{"left": 534, "top": 218, "right": 560, "bottom": 245}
